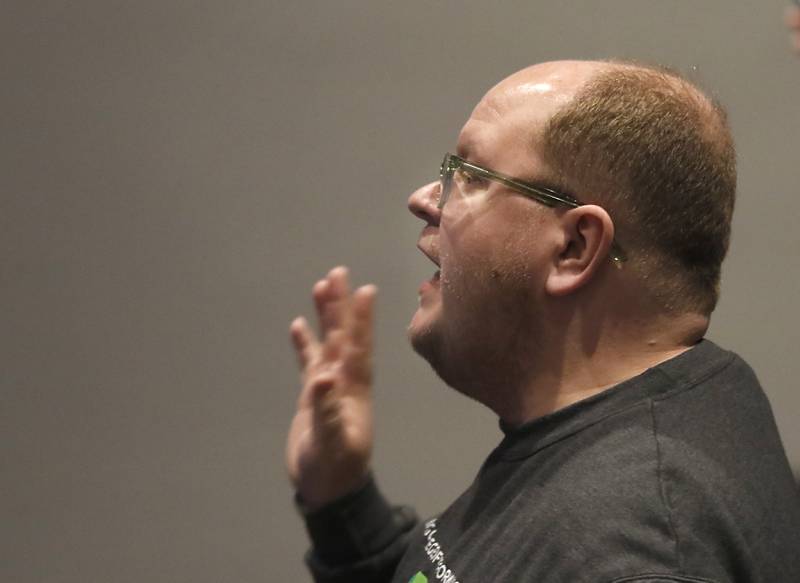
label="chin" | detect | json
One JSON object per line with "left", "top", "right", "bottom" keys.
{"left": 408, "top": 324, "right": 487, "bottom": 405}
{"left": 407, "top": 313, "right": 445, "bottom": 371}
{"left": 409, "top": 319, "right": 471, "bottom": 393}
{"left": 407, "top": 315, "right": 436, "bottom": 359}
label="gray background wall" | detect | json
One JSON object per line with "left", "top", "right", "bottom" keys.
{"left": 3, "top": 1, "right": 799, "bottom": 581}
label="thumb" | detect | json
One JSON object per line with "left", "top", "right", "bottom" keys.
{"left": 308, "top": 372, "right": 341, "bottom": 435}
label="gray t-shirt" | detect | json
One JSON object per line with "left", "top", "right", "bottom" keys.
{"left": 303, "top": 340, "right": 800, "bottom": 583}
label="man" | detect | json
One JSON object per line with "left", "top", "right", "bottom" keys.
{"left": 286, "top": 60, "right": 800, "bottom": 582}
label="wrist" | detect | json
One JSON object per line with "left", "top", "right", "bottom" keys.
{"left": 296, "top": 468, "right": 372, "bottom": 512}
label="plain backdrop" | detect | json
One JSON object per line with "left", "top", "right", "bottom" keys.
{"left": 3, "top": 1, "right": 799, "bottom": 581}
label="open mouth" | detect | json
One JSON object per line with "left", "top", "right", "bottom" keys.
{"left": 419, "top": 269, "right": 441, "bottom": 295}
{"left": 416, "top": 230, "right": 441, "bottom": 295}
{"left": 418, "top": 246, "right": 440, "bottom": 269}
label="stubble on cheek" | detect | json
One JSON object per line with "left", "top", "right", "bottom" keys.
{"left": 425, "top": 208, "right": 544, "bottom": 376}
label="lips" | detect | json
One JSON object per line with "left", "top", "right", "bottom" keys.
{"left": 418, "top": 270, "right": 440, "bottom": 295}
{"left": 417, "top": 224, "right": 440, "bottom": 264}
{"left": 417, "top": 228, "right": 441, "bottom": 296}
{"left": 418, "top": 245, "right": 440, "bottom": 269}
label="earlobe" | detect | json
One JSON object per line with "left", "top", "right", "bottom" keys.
{"left": 544, "top": 206, "right": 615, "bottom": 297}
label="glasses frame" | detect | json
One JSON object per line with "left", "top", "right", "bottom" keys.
{"left": 438, "top": 152, "right": 627, "bottom": 264}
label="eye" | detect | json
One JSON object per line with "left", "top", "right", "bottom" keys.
{"left": 459, "top": 169, "right": 484, "bottom": 186}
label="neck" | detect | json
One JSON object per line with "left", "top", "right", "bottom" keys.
{"left": 488, "top": 310, "right": 709, "bottom": 428}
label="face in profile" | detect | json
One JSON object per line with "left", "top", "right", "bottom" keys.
{"left": 406, "top": 62, "right": 601, "bottom": 394}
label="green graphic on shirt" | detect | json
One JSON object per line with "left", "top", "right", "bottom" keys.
{"left": 408, "top": 572, "right": 428, "bottom": 583}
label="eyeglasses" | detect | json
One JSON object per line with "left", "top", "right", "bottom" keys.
{"left": 438, "top": 152, "right": 627, "bottom": 265}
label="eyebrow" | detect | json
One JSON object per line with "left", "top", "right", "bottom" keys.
{"left": 455, "top": 141, "right": 484, "bottom": 167}
{"left": 454, "top": 129, "right": 574, "bottom": 197}
{"left": 455, "top": 130, "right": 479, "bottom": 160}
{"left": 455, "top": 143, "right": 471, "bottom": 160}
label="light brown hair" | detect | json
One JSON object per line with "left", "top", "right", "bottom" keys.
{"left": 543, "top": 63, "right": 736, "bottom": 314}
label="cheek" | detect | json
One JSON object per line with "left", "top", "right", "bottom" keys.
{"left": 438, "top": 238, "right": 533, "bottom": 334}
{"left": 438, "top": 221, "right": 494, "bottom": 294}
{"left": 441, "top": 219, "right": 544, "bottom": 292}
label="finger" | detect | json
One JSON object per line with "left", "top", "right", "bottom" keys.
{"left": 298, "top": 369, "right": 336, "bottom": 410}
{"left": 350, "top": 284, "right": 377, "bottom": 349}
{"left": 342, "top": 285, "right": 376, "bottom": 386}
{"left": 309, "top": 373, "right": 341, "bottom": 434}
{"left": 290, "top": 316, "right": 320, "bottom": 369}
{"left": 324, "top": 266, "right": 352, "bottom": 332}
{"left": 322, "top": 328, "right": 346, "bottom": 362}
{"left": 312, "top": 278, "right": 336, "bottom": 337}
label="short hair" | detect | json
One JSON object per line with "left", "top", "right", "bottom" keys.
{"left": 542, "top": 62, "right": 736, "bottom": 315}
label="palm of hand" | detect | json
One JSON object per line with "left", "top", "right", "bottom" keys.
{"left": 286, "top": 267, "right": 377, "bottom": 509}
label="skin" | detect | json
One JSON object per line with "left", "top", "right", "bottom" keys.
{"left": 286, "top": 268, "right": 376, "bottom": 509}
{"left": 787, "top": 4, "right": 800, "bottom": 53}
{"left": 286, "top": 61, "right": 709, "bottom": 510}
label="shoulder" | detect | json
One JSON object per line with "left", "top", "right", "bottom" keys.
{"left": 608, "top": 576, "right": 722, "bottom": 583}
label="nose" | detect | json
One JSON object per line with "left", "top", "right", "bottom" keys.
{"left": 407, "top": 180, "right": 442, "bottom": 226}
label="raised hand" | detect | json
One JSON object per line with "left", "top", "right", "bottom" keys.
{"left": 286, "top": 267, "right": 377, "bottom": 510}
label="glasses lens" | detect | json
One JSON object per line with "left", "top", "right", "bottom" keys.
{"left": 438, "top": 153, "right": 454, "bottom": 209}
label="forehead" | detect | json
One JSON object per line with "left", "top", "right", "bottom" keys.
{"left": 457, "top": 61, "right": 602, "bottom": 162}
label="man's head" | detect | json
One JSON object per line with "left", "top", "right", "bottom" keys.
{"left": 407, "top": 60, "right": 736, "bottom": 404}
{"left": 543, "top": 62, "right": 736, "bottom": 314}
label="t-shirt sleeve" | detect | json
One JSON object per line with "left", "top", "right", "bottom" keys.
{"left": 299, "top": 475, "right": 419, "bottom": 583}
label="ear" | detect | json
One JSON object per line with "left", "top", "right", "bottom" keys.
{"left": 544, "top": 205, "right": 615, "bottom": 297}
